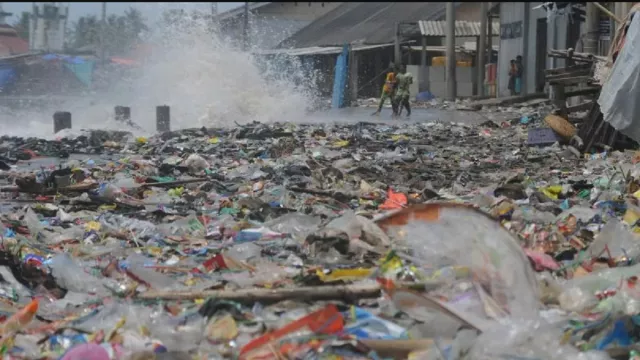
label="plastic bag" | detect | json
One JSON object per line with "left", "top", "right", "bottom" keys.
{"left": 123, "top": 254, "right": 176, "bottom": 290}
{"left": 262, "top": 213, "right": 321, "bottom": 241}
{"left": 587, "top": 218, "right": 640, "bottom": 260}
{"left": 48, "top": 254, "right": 108, "bottom": 295}
{"left": 467, "top": 321, "right": 613, "bottom": 360}
{"left": 377, "top": 204, "right": 540, "bottom": 321}
{"left": 325, "top": 211, "right": 390, "bottom": 247}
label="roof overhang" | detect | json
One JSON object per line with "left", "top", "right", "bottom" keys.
{"left": 254, "top": 43, "right": 395, "bottom": 56}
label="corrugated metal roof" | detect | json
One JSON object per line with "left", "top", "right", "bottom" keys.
{"left": 418, "top": 20, "right": 500, "bottom": 37}
{"left": 279, "top": 2, "right": 449, "bottom": 48}
{"left": 254, "top": 43, "right": 394, "bottom": 56}
{"left": 215, "top": 2, "right": 272, "bottom": 21}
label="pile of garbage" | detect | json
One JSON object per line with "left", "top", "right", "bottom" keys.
{"left": 0, "top": 119, "right": 639, "bottom": 359}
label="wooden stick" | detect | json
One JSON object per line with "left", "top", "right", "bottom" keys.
{"left": 137, "top": 284, "right": 383, "bottom": 302}
{"left": 137, "top": 282, "right": 439, "bottom": 303}
{"left": 593, "top": 2, "right": 623, "bottom": 24}
{"left": 138, "top": 178, "right": 209, "bottom": 188}
{"left": 0, "top": 183, "right": 98, "bottom": 195}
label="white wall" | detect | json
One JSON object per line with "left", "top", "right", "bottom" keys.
{"left": 497, "top": 2, "right": 525, "bottom": 97}
{"left": 498, "top": 2, "right": 568, "bottom": 97}
{"left": 526, "top": 3, "right": 545, "bottom": 95}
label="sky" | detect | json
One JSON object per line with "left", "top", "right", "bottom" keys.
{"left": 1, "top": 2, "right": 244, "bottom": 24}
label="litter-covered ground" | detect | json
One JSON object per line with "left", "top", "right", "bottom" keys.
{"left": 0, "top": 117, "right": 638, "bottom": 359}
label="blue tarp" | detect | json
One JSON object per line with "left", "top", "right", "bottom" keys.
{"left": 41, "top": 54, "right": 94, "bottom": 87}
{"left": 0, "top": 65, "right": 17, "bottom": 91}
{"left": 331, "top": 44, "right": 349, "bottom": 109}
{"left": 64, "top": 61, "right": 95, "bottom": 87}
{"left": 42, "top": 54, "right": 86, "bottom": 65}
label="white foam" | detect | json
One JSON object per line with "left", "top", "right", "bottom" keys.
{"left": 1, "top": 4, "right": 317, "bottom": 137}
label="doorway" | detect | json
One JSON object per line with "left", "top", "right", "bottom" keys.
{"left": 535, "top": 18, "right": 548, "bottom": 93}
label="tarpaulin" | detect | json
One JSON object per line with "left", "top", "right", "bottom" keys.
{"left": 64, "top": 61, "right": 95, "bottom": 87}
{"left": 0, "top": 64, "right": 17, "bottom": 90}
{"left": 598, "top": 13, "right": 640, "bottom": 143}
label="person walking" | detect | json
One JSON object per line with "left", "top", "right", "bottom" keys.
{"left": 394, "top": 64, "right": 413, "bottom": 118}
{"left": 372, "top": 64, "right": 397, "bottom": 116}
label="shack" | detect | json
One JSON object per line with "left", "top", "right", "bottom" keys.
{"left": 258, "top": 2, "right": 498, "bottom": 100}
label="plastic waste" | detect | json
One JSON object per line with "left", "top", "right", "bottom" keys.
{"left": 48, "top": 254, "right": 108, "bottom": 295}
{"left": 123, "top": 254, "right": 176, "bottom": 290}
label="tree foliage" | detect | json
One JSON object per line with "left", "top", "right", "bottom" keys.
{"left": 69, "top": 7, "right": 148, "bottom": 55}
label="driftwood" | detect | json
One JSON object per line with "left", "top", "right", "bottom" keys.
{"left": 138, "top": 284, "right": 384, "bottom": 303}
{"left": 138, "top": 178, "right": 208, "bottom": 188}
{"left": 0, "top": 182, "right": 98, "bottom": 195}
{"left": 548, "top": 76, "right": 594, "bottom": 86}
{"left": 548, "top": 49, "right": 606, "bottom": 63}
{"left": 137, "top": 282, "right": 438, "bottom": 303}
{"left": 564, "top": 87, "right": 601, "bottom": 98}
{"left": 544, "top": 63, "right": 593, "bottom": 75}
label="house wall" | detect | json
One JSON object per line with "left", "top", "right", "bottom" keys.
{"left": 498, "top": 2, "right": 567, "bottom": 97}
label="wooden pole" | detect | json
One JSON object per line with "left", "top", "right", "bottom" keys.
{"left": 420, "top": 36, "right": 427, "bottom": 68}
{"left": 156, "top": 105, "right": 170, "bottom": 133}
{"left": 53, "top": 111, "right": 72, "bottom": 133}
{"left": 584, "top": 3, "right": 600, "bottom": 54}
{"left": 477, "top": 2, "right": 488, "bottom": 97}
{"left": 593, "top": 2, "right": 622, "bottom": 24}
{"left": 446, "top": 2, "right": 457, "bottom": 101}
{"left": 394, "top": 22, "right": 401, "bottom": 65}
{"left": 114, "top": 106, "right": 131, "bottom": 124}
{"left": 138, "top": 284, "right": 384, "bottom": 302}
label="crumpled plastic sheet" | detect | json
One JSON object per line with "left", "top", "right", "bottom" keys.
{"left": 379, "top": 204, "right": 540, "bottom": 322}
{"left": 467, "top": 320, "right": 613, "bottom": 360}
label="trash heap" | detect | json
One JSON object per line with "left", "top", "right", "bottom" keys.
{"left": 0, "top": 119, "right": 640, "bottom": 359}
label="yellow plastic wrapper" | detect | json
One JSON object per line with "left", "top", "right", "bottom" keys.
{"left": 208, "top": 137, "right": 220, "bottom": 144}
{"left": 168, "top": 187, "right": 184, "bottom": 197}
{"left": 623, "top": 207, "right": 640, "bottom": 229}
{"left": 332, "top": 140, "right": 350, "bottom": 148}
{"left": 135, "top": 137, "right": 147, "bottom": 145}
{"left": 391, "top": 134, "right": 410, "bottom": 142}
{"left": 98, "top": 204, "right": 117, "bottom": 212}
{"left": 316, "top": 268, "right": 373, "bottom": 283}
{"left": 541, "top": 185, "right": 563, "bottom": 200}
{"left": 379, "top": 253, "right": 404, "bottom": 274}
{"left": 84, "top": 221, "right": 101, "bottom": 232}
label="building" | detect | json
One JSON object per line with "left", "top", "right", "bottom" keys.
{"left": 216, "top": 2, "right": 342, "bottom": 50}
{"left": 29, "top": 2, "right": 69, "bottom": 52}
{"left": 496, "top": 2, "right": 587, "bottom": 97}
{"left": 0, "top": 25, "right": 29, "bottom": 57}
{"left": 264, "top": 2, "right": 497, "bottom": 99}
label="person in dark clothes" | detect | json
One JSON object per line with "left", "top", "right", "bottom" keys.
{"left": 508, "top": 59, "right": 516, "bottom": 96}
{"left": 515, "top": 55, "right": 523, "bottom": 95}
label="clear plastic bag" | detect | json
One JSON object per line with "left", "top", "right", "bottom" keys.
{"left": 467, "top": 321, "right": 613, "bottom": 360}
{"left": 48, "top": 254, "right": 108, "bottom": 295}
{"left": 124, "top": 254, "right": 175, "bottom": 290}
{"left": 378, "top": 204, "right": 540, "bottom": 322}
{"left": 262, "top": 213, "right": 321, "bottom": 241}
